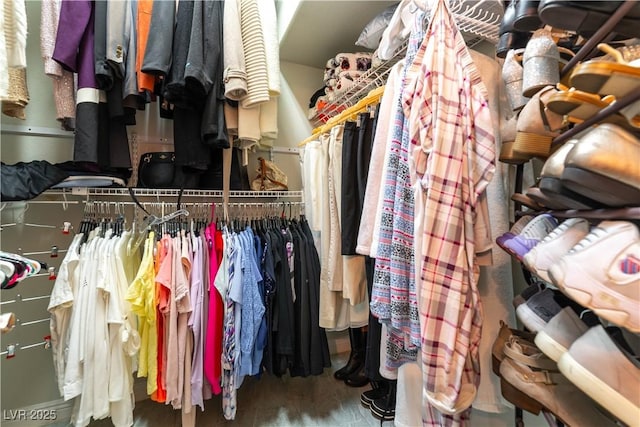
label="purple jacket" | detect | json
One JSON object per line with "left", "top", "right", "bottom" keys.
{"left": 52, "top": 0, "right": 97, "bottom": 89}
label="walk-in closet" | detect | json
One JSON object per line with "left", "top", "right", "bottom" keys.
{"left": 1, "top": 1, "right": 639, "bottom": 426}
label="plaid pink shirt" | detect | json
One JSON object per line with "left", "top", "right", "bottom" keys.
{"left": 403, "top": 0, "right": 495, "bottom": 421}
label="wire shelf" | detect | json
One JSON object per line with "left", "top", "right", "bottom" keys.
{"left": 45, "top": 188, "right": 304, "bottom": 200}
{"left": 308, "top": 0, "right": 502, "bottom": 127}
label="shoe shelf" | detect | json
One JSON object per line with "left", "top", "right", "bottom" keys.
{"left": 514, "top": 206, "right": 640, "bottom": 221}
{"left": 497, "top": 3, "right": 640, "bottom": 426}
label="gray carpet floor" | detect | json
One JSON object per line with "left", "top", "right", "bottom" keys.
{"left": 82, "top": 352, "right": 548, "bottom": 427}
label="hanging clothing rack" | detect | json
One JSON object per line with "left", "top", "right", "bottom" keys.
{"left": 46, "top": 188, "right": 304, "bottom": 200}
{"left": 306, "top": 0, "right": 502, "bottom": 128}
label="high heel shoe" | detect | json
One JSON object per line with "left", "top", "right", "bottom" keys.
{"left": 502, "top": 49, "right": 528, "bottom": 112}
{"left": 513, "top": 85, "right": 567, "bottom": 160}
{"left": 522, "top": 29, "right": 561, "bottom": 97}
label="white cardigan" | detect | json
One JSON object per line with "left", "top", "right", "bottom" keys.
{"left": 223, "top": 0, "right": 248, "bottom": 101}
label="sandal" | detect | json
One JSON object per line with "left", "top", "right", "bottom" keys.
{"left": 492, "top": 321, "right": 536, "bottom": 376}
{"left": 570, "top": 43, "right": 640, "bottom": 98}
{"left": 499, "top": 336, "right": 620, "bottom": 426}
{"left": 545, "top": 84, "right": 640, "bottom": 132}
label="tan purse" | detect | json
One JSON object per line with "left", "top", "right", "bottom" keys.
{"left": 251, "top": 157, "right": 288, "bottom": 191}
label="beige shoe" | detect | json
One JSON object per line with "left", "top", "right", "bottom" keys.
{"left": 513, "top": 86, "right": 567, "bottom": 160}
{"left": 562, "top": 123, "right": 640, "bottom": 207}
{"left": 558, "top": 325, "right": 640, "bottom": 427}
{"left": 570, "top": 43, "right": 640, "bottom": 98}
{"left": 499, "top": 337, "right": 618, "bottom": 427}
{"left": 537, "top": 139, "right": 604, "bottom": 210}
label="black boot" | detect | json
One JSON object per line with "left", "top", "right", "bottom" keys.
{"left": 333, "top": 328, "right": 365, "bottom": 380}
{"left": 344, "top": 330, "right": 369, "bottom": 387}
{"left": 344, "top": 362, "right": 370, "bottom": 387}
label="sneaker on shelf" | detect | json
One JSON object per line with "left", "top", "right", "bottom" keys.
{"left": 558, "top": 325, "right": 640, "bottom": 427}
{"left": 513, "top": 282, "right": 546, "bottom": 309}
{"left": 534, "top": 307, "right": 591, "bottom": 362}
{"left": 523, "top": 218, "right": 590, "bottom": 282}
{"left": 496, "top": 215, "right": 535, "bottom": 252}
{"left": 499, "top": 336, "right": 619, "bottom": 427}
{"left": 502, "top": 214, "right": 559, "bottom": 260}
{"left": 548, "top": 220, "right": 640, "bottom": 333}
{"left": 515, "top": 287, "right": 587, "bottom": 333}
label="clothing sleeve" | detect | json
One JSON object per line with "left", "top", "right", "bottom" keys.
{"left": 141, "top": 0, "right": 175, "bottom": 76}
{"left": 229, "top": 237, "right": 243, "bottom": 304}
{"left": 223, "top": 0, "right": 247, "bottom": 101}
{"left": 52, "top": 0, "right": 93, "bottom": 73}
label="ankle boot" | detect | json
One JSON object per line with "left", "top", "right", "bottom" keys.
{"left": 344, "top": 362, "right": 370, "bottom": 387}
{"left": 334, "top": 328, "right": 365, "bottom": 380}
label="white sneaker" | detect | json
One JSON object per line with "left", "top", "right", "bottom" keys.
{"left": 558, "top": 325, "right": 640, "bottom": 427}
{"left": 548, "top": 221, "right": 640, "bottom": 333}
{"left": 523, "top": 218, "right": 590, "bottom": 283}
{"left": 501, "top": 214, "right": 558, "bottom": 260}
{"left": 534, "top": 306, "right": 589, "bottom": 362}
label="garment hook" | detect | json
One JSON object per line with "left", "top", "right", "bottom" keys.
{"left": 62, "top": 191, "right": 69, "bottom": 211}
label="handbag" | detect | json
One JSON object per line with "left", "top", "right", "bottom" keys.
{"left": 137, "top": 152, "right": 176, "bottom": 188}
{"left": 251, "top": 157, "right": 288, "bottom": 191}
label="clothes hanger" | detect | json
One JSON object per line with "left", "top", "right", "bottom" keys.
{"left": 298, "top": 86, "right": 386, "bottom": 147}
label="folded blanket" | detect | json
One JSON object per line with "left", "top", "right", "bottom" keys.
{"left": 323, "top": 67, "right": 337, "bottom": 85}
{"left": 325, "top": 85, "right": 335, "bottom": 102}
{"left": 332, "top": 52, "right": 372, "bottom": 72}
{"left": 329, "top": 70, "right": 367, "bottom": 93}
{"left": 326, "top": 58, "right": 335, "bottom": 69}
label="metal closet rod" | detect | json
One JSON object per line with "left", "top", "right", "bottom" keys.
{"left": 81, "top": 200, "right": 304, "bottom": 209}
{"left": 49, "top": 188, "right": 304, "bottom": 199}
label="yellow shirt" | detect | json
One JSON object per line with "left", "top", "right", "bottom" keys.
{"left": 125, "top": 232, "right": 158, "bottom": 395}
